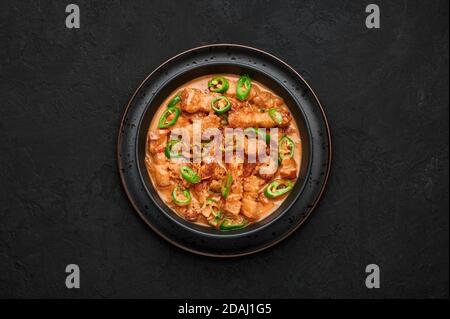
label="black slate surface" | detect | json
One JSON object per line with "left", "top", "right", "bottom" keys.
{"left": 0, "top": 0, "right": 448, "bottom": 298}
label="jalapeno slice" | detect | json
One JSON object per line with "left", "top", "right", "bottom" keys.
{"left": 180, "top": 166, "right": 201, "bottom": 184}
{"left": 164, "top": 140, "right": 183, "bottom": 159}
{"left": 236, "top": 74, "right": 252, "bottom": 101}
{"left": 219, "top": 217, "right": 248, "bottom": 231}
{"left": 279, "top": 135, "right": 295, "bottom": 161}
{"left": 268, "top": 108, "right": 283, "bottom": 125}
{"left": 264, "top": 179, "right": 294, "bottom": 198}
{"left": 208, "top": 212, "right": 223, "bottom": 227}
{"left": 208, "top": 76, "right": 229, "bottom": 93}
{"left": 244, "top": 128, "right": 271, "bottom": 144}
{"left": 211, "top": 96, "right": 231, "bottom": 114}
{"left": 221, "top": 172, "right": 233, "bottom": 198}
{"left": 172, "top": 185, "right": 191, "bottom": 206}
{"left": 158, "top": 106, "right": 181, "bottom": 128}
{"left": 167, "top": 92, "right": 182, "bottom": 108}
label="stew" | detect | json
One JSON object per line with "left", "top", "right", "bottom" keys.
{"left": 145, "top": 74, "right": 302, "bottom": 230}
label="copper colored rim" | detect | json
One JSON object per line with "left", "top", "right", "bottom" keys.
{"left": 117, "top": 43, "right": 332, "bottom": 258}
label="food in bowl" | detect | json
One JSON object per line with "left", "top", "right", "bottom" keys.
{"left": 145, "top": 74, "right": 302, "bottom": 230}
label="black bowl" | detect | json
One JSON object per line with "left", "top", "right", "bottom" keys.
{"left": 117, "top": 44, "right": 331, "bottom": 257}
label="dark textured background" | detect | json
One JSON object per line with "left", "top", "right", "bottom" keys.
{"left": 0, "top": 0, "right": 448, "bottom": 298}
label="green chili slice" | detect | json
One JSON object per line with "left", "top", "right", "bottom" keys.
{"left": 165, "top": 140, "right": 182, "bottom": 159}
{"left": 236, "top": 74, "right": 252, "bottom": 101}
{"left": 264, "top": 179, "right": 294, "bottom": 198}
{"left": 268, "top": 108, "right": 282, "bottom": 125}
{"left": 220, "top": 217, "right": 248, "bottom": 231}
{"left": 279, "top": 135, "right": 295, "bottom": 161}
{"left": 172, "top": 185, "right": 191, "bottom": 206}
{"left": 221, "top": 172, "right": 233, "bottom": 198}
{"left": 180, "top": 166, "right": 201, "bottom": 184}
{"left": 244, "top": 128, "right": 271, "bottom": 144}
{"left": 158, "top": 106, "right": 180, "bottom": 128}
{"left": 208, "top": 76, "right": 229, "bottom": 93}
{"left": 211, "top": 96, "right": 231, "bottom": 114}
{"left": 167, "top": 92, "right": 182, "bottom": 108}
{"left": 208, "top": 212, "right": 223, "bottom": 227}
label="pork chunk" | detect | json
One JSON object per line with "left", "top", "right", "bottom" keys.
{"left": 152, "top": 164, "right": 170, "bottom": 187}
{"left": 241, "top": 176, "right": 264, "bottom": 219}
{"left": 148, "top": 129, "right": 168, "bottom": 154}
{"left": 228, "top": 108, "right": 291, "bottom": 128}
{"left": 180, "top": 88, "right": 212, "bottom": 113}
{"left": 251, "top": 90, "right": 284, "bottom": 108}
{"left": 280, "top": 158, "right": 297, "bottom": 179}
{"left": 223, "top": 193, "right": 242, "bottom": 215}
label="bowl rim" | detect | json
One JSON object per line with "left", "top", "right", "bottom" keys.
{"left": 117, "top": 43, "right": 332, "bottom": 256}
{"left": 135, "top": 64, "right": 314, "bottom": 238}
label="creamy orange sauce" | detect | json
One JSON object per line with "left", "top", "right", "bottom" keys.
{"left": 145, "top": 74, "right": 301, "bottom": 229}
